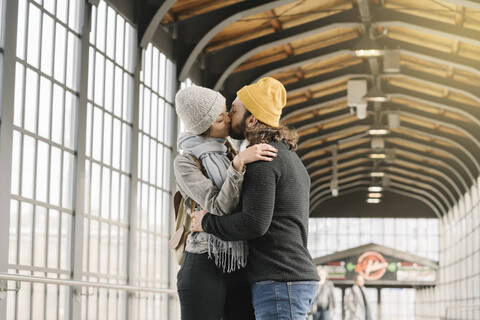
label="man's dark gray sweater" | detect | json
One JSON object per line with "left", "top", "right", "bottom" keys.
{"left": 202, "top": 141, "right": 319, "bottom": 284}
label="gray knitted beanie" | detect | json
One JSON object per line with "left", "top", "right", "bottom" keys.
{"left": 175, "top": 85, "right": 226, "bottom": 135}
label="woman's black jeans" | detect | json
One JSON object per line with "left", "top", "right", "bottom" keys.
{"left": 177, "top": 252, "right": 255, "bottom": 320}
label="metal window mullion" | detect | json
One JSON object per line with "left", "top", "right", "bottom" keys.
{"left": 95, "top": 73, "right": 106, "bottom": 320}
{"left": 113, "top": 27, "right": 124, "bottom": 307}
{"left": 15, "top": 58, "right": 79, "bottom": 98}
{"left": 108, "top": 14, "right": 123, "bottom": 318}
{"left": 136, "top": 227, "right": 170, "bottom": 239}
{"left": 27, "top": 7, "right": 45, "bottom": 312}
{"left": 118, "top": 13, "right": 139, "bottom": 319}
{"left": 167, "top": 63, "right": 178, "bottom": 320}
{"left": 41, "top": 130, "right": 52, "bottom": 320}
{"left": 12, "top": 198, "right": 21, "bottom": 318}
{"left": 109, "top": 9, "right": 119, "bottom": 318}
{"left": 14, "top": 123, "right": 24, "bottom": 294}
{"left": 82, "top": 213, "right": 128, "bottom": 228}
{"left": 159, "top": 56, "right": 167, "bottom": 197}
{"left": 0, "top": 0, "right": 18, "bottom": 316}
{"left": 54, "top": 18, "right": 69, "bottom": 320}
{"left": 46, "top": 2, "right": 59, "bottom": 318}
{"left": 145, "top": 80, "right": 154, "bottom": 301}
{"left": 28, "top": 0, "right": 80, "bottom": 38}
{"left": 85, "top": 6, "right": 97, "bottom": 245}
{"left": 105, "top": 11, "right": 116, "bottom": 310}
{"left": 142, "top": 83, "right": 171, "bottom": 106}
{"left": 17, "top": 1, "right": 31, "bottom": 272}
{"left": 95, "top": 5, "right": 108, "bottom": 318}
{"left": 40, "top": 0, "right": 59, "bottom": 311}
{"left": 145, "top": 59, "right": 155, "bottom": 297}
{"left": 13, "top": 125, "right": 75, "bottom": 153}
{"left": 106, "top": 184, "right": 112, "bottom": 320}
{"left": 113, "top": 13, "right": 125, "bottom": 319}
{"left": 138, "top": 122, "right": 171, "bottom": 150}
{"left": 70, "top": 1, "right": 92, "bottom": 319}
{"left": 126, "top": 39, "right": 141, "bottom": 320}
{"left": 115, "top": 40, "right": 124, "bottom": 313}
{"left": 14, "top": 0, "right": 31, "bottom": 316}
{"left": 93, "top": 46, "right": 133, "bottom": 78}
{"left": 10, "top": 195, "right": 73, "bottom": 215}
{"left": 87, "top": 156, "right": 126, "bottom": 176}
{"left": 153, "top": 85, "right": 160, "bottom": 309}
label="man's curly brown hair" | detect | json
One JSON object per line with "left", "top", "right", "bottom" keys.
{"left": 243, "top": 110, "right": 298, "bottom": 151}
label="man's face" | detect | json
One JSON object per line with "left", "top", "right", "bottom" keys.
{"left": 318, "top": 268, "right": 327, "bottom": 283}
{"left": 229, "top": 97, "right": 248, "bottom": 140}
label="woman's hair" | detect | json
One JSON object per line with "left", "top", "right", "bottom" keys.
{"left": 200, "top": 128, "right": 211, "bottom": 137}
{"left": 243, "top": 110, "right": 298, "bottom": 150}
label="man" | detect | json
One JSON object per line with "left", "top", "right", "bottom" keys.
{"left": 191, "top": 77, "right": 319, "bottom": 319}
{"left": 309, "top": 267, "right": 336, "bottom": 320}
{"left": 345, "top": 274, "right": 372, "bottom": 320}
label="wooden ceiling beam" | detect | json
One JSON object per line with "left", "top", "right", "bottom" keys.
{"left": 295, "top": 67, "right": 305, "bottom": 80}
{"left": 447, "top": 66, "right": 455, "bottom": 79}
{"left": 443, "top": 89, "right": 450, "bottom": 98}
{"left": 269, "top": 9, "right": 283, "bottom": 31}
{"left": 455, "top": 5, "right": 465, "bottom": 26}
{"left": 283, "top": 43, "right": 294, "bottom": 56}
{"left": 175, "top": 1, "right": 239, "bottom": 21}
{"left": 451, "top": 39, "right": 460, "bottom": 55}
{"left": 162, "top": 11, "right": 175, "bottom": 24}
{"left": 305, "top": 89, "right": 313, "bottom": 100}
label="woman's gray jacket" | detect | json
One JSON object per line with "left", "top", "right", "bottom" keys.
{"left": 173, "top": 153, "right": 244, "bottom": 254}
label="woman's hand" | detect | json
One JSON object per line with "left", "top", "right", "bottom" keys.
{"left": 191, "top": 209, "right": 208, "bottom": 232}
{"left": 232, "top": 143, "right": 278, "bottom": 171}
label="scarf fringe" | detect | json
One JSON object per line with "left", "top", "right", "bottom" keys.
{"left": 208, "top": 234, "right": 248, "bottom": 273}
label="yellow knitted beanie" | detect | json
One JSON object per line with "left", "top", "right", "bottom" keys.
{"left": 237, "top": 77, "right": 286, "bottom": 127}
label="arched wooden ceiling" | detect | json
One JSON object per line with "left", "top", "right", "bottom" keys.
{"left": 140, "top": 0, "right": 480, "bottom": 218}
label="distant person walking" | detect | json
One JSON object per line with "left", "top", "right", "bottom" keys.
{"left": 309, "top": 267, "right": 336, "bottom": 320}
{"left": 345, "top": 275, "right": 372, "bottom": 320}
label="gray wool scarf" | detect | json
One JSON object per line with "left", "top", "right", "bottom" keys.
{"left": 177, "top": 132, "right": 248, "bottom": 272}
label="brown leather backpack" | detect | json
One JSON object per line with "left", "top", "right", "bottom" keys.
{"left": 168, "top": 154, "right": 205, "bottom": 265}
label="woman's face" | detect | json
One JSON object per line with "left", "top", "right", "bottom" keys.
{"left": 208, "top": 105, "right": 231, "bottom": 138}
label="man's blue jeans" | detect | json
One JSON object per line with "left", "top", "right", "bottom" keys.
{"left": 251, "top": 280, "right": 318, "bottom": 320}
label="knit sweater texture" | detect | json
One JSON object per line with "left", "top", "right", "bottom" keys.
{"left": 202, "top": 141, "right": 319, "bottom": 284}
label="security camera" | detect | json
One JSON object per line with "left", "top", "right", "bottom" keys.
{"left": 356, "top": 102, "right": 367, "bottom": 119}
{"left": 348, "top": 103, "right": 367, "bottom": 119}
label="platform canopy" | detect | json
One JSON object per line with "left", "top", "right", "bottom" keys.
{"left": 314, "top": 243, "right": 438, "bottom": 288}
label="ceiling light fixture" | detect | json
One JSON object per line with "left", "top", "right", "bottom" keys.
{"left": 368, "top": 127, "right": 390, "bottom": 136}
{"left": 370, "top": 172, "right": 385, "bottom": 177}
{"left": 353, "top": 35, "right": 385, "bottom": 57}
{"left": 369, "top": 153, "right": 387, "bottom": 159}
{"left": 368, "top": 186, "right": 383, "bottom": 192}
{"left": 367, "top": 198, "right": 381, "bottom": 204}
{"left": 368, "top": 193, "right": 382, "bottom": 198}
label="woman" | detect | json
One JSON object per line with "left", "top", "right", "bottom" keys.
{"left": 174, "top": 85, "right": 278, "bottom": 320}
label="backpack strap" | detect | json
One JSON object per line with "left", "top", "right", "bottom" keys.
{"left": 173, "top": 191, "right": 183, "bottom": 220}
{"left": 186, "top": 153, "right": 207, "bottom": 177}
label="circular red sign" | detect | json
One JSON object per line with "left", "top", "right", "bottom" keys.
{"left": 355, "top": 251, "right": 389, "bottom": 280}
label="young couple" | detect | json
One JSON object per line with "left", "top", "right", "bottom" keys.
{"left": 174, "top": 77, "right": 319, "bottom": 320}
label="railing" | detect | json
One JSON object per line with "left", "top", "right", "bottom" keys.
{"left": 443, "top": 304, "right": 480, "bottom": 320}
{"left": 0, "top": 272, "right": 178, "bottom": 298}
